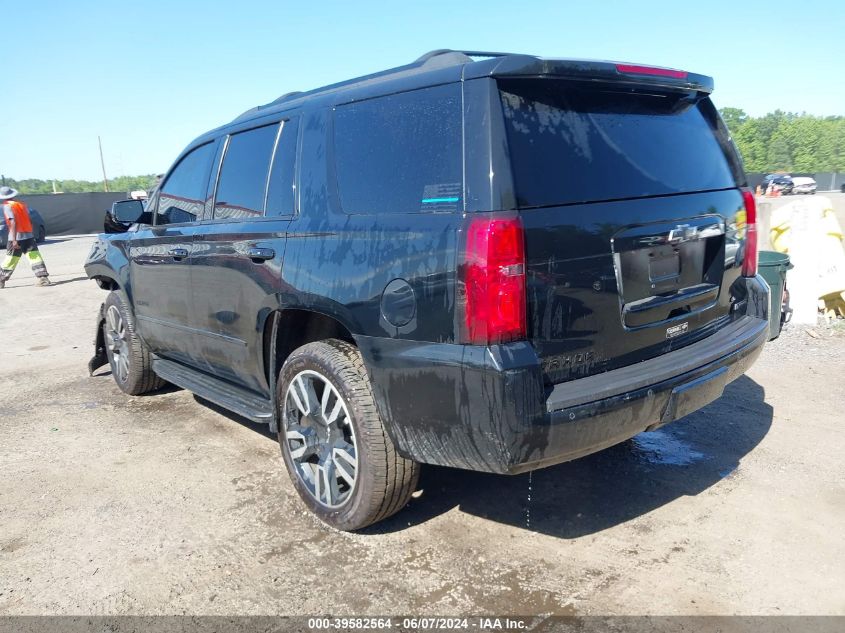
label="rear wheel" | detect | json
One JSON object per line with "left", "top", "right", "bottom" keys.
{"left": 37, "top": 226, "right": 46, "bottom": 242}
{"left": 277, "top": 339, "right": 420, "bottom": 531}
{"left": 103, "top": 291, "right": 165, "bottom": 395}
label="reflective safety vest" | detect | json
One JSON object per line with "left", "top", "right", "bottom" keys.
{"left": 3, "top": 200, "right": 33, "bottom": 234}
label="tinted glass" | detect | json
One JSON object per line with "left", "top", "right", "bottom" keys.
{"left": 499, "top": 79, "right": 738, "bottom": 208}
{"left": 157, "top": 142, "right": 215, "bottom": 225}
{"left": 214, "top": 123, "right": 279, "bottom": 220}
{"left": 265, "top": 118, "right": 299, "bottom": 216}
{"left": 334, "top": 83, "right": 462, "bottom": 214}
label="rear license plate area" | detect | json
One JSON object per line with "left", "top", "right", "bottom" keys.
{"left": 612, "top": 217, "right": 726, "bottom": 326}
{"left": 648, "top": 248, "right": 680, "bottom": 284}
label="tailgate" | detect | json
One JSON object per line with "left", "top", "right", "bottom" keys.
{"left": 496, "top": 76, "right": 749, "bottom": 383}
{"left": 521, "top": 190, "right": 746, "bottom": 383}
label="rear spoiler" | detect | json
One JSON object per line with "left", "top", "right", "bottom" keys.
{"left": 463, "top": 55, "right": 714, "bottom": 94}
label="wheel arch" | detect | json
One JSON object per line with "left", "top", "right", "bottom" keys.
{"left": 91, "top": 274, "right": 120, "bottom": 291}
{"left": 263, "top": 308, "right": 357, "bottom": 386}
{"left": 260, "top": 306, "right": 396, "bottom": 439}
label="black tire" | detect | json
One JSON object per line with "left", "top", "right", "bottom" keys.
{"left": 37, "top": 225, "right": 46, "bottom": 243}
{"left": 277, "top": 339, "right": 420, "bottom": 531}
{"left": 103, "top": 290, "right": 166, "bottom": 395}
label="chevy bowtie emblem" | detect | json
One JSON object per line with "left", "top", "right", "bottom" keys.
{"left": 667, "top": 224, "right": 698, "bottom": 243}
{"left": 637, "top": 224, "right": 700, "bottom": 247}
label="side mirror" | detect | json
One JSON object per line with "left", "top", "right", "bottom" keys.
{"left": 113, "top": 200, "right": 145, "bottom": 224}
{"left": 105, "top": 199, "right": 148, "bottom": 234}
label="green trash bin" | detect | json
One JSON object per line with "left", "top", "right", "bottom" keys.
{"left": 757, "top": 250, "right": 793, "bottom": 340}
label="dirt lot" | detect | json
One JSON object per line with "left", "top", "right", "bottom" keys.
{"left": 1, "top": 233, "right": 844, "bottom": 617}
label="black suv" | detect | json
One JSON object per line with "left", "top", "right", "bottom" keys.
{"left": 85, "top": 50, "right": 769, "bottom": 530}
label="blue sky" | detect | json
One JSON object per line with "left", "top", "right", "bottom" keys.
{"left": 2, "top": 0, "right": 843, "bottom": 181}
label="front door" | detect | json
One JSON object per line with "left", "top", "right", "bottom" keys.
{"left": 130, "top": 141, "right": 217, "bottom": 366}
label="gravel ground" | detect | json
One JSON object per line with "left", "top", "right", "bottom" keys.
{"left": 0, "top": 236, "right": 843, "bottom": 617}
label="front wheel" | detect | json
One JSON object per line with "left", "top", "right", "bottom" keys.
{"left": 103, "top": 291, "right": 166, "bottom": 395}
{"left": 277, "top": 339, "right": 420, "bottom": 531}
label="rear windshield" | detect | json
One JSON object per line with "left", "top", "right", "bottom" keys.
{"left": 498, "top": 79, "right": 740, "bottom": 208}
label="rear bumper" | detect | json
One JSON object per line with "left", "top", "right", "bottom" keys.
{"left": 357, "top": 276, "right": 769, "bottom": 475}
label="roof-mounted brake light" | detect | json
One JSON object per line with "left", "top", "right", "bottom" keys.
{"left": 615, "top": 64, "right": 688, "bottom": 79}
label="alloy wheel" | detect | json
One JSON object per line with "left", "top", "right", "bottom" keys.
{"left": 283, "top": 370, "right": 358, "bottom": 509}
{"left": 105, "top": 305, "right": 130, "bottom": 383}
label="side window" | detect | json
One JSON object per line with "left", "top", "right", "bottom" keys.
{"left": 214, "top": 123, "right": 279, "bottom": 220}
{"left": 333, "top": 83, "right": 463, "bottom": 214}
{"left": 157, "top": 142, "right": 215, "bottom": 225}
{"left": 265, "top": 117, "right": 299, "bottom": 217}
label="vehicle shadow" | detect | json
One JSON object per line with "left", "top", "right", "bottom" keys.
{"left": 49, "top": 276, "right": 88, "bottom": 286}
{"left": 194, "top": 395, "right": 277, "bottom": 441}
{"left": 40, "top": 237, "right": 74, "bottom": 245}
{"left": 366, "top": 374, "right": 773, "bottom": 538}
{"left": 90, "top": 370, "right": 184, "bottom": 397}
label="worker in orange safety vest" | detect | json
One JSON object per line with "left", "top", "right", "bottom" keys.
{"left": 1, "top": 186, "right": 51, "bottom": 288}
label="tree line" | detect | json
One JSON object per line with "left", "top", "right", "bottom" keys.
{"left": 720, "top": 108, "right": 845, "bottom": 174}
{"left": 4, "top": 108, "right": 845, "bottom": 193}
{"left": 3, "top": 174, "right": 157, "bottom": 195}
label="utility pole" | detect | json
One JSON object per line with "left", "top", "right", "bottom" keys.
{"left": 98, "top": 135, "right": 109, "bottom": 192}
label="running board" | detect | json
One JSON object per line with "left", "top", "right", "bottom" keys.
{"left": 152, "top": 357, "right": 273, "bottom": 424}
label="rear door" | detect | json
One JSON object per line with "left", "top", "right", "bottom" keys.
{"left": 497, "top": 78, "right": 750, "bottom": 384}
{"left": 129, "top": 141, "right": 216, "bottom": 366}
{"left": 190, "top": 117, "right": 299, "bottom": 395}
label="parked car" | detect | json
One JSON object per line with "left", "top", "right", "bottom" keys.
{"left": 85, "top": 50, "right": 769, "bottom": 530}
{"left": 0, "top": 207, "right": 47, "bottom": 247}
{"left": 761, "top": 174, "right": 794, "bottom": 194}
{"left": 791, "top": 176, "right": 817, "bottom": 194}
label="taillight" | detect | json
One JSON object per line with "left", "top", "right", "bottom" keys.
{"left": 615, "top": 63, "right": 688, "bottom": 79}
{"left": 741, "top": 188, "right": 758, "bottom": 277}
{"left": 462, "top": 215, "right": 527, "bottom": 345}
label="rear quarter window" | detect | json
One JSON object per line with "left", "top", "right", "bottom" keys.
{"left": 499, "top": 79, "right": 740, "bottom": 208}
{"left": 333, "top": 83, "right": 463, "bottom": 214}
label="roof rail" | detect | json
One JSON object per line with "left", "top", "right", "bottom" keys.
{"left": 415, "top": 49, "right": 513, "bottom": 63}
{"left": 274, "top": 48, "right": 510, "bottom": 107}
{"left": 233, "top": 50, "right": 510, "bottom": 123}
{"left": 270, "top": 90, "right": 304, "bottom": 105}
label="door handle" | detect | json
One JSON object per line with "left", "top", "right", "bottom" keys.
{"left": 248, "top": 247, "right": 275, "bottom": 261}
{"left": 169, "top": 248, "right": 189, "bottom": 259}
